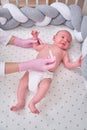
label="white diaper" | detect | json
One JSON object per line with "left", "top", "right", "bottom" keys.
{"left": 0, "top": 62, "right": 5, "bottom": 76}
{"left": 0, "top": 29, "right": 12, "bottom": 45}
{"left": 28, "top": 71, "right": 53, "bottom": 92}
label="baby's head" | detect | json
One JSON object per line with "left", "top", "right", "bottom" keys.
{"left": 53, "top": 30, "right": 72, "bottom": 50}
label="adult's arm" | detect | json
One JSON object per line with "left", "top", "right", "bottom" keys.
{"left": 0, "top": 58, "right": 55, "bottom": 75}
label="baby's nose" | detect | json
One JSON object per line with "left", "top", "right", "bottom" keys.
{"left": 64, "top": 38, "right": 67, "bottom": 42}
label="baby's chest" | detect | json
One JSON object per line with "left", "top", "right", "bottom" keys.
{"left": 51, "top": 47, "right": 64, "bottom": 57}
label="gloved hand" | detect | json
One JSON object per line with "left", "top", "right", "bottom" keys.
{"left": 14, "top": 37, "right": 38, "bottom": 48}
{"left": 14, "top": 30, "right": 43, "bottom": 48}
{"left": 18, "top": 57, "right": 56, "bottom": 72}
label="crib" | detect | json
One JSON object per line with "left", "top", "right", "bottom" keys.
{"left": 0, "top": 0, "right": 87, "bottom": 15}
{"left": 0, "top": 0, "right": 87, "bottom": 130}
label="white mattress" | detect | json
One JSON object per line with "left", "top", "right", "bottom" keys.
{"left": 0, "top": 25, "right": 87, "bottom": 130}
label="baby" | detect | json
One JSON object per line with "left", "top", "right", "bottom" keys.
{"left": 10, "top": 30, "right": 82, "bottom": 114}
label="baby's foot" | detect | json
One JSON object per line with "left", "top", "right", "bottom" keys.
{"left": 10, "top": 103, "right": 24, "bottom": 111}
{"left": 28, "top": 102, "right": 40, "bottom": 114}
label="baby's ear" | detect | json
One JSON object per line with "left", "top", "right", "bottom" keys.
{"left": 53, "top": 35, "right": 55, "bottom": 41}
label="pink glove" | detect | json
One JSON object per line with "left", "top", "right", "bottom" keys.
{"left": 14, "top": 37, "right": 38, "bottom": 48}
{"left": 18, "top": 58, "right": 56, "bottom": 72}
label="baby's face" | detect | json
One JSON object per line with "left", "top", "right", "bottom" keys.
{"left": 53, "top": 30, "right": 72, "bottom": 50}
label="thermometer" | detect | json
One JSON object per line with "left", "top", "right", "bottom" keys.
{"left": 49, "top": 49, "right": 54, "bottom": 59}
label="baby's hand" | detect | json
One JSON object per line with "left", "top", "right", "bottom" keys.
{"left": 31, "top": 30, "right": 40, "bottom": 39}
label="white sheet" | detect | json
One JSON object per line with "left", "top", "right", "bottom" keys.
{"left": 0, "top": 25, "right": 87, "bottom": 130}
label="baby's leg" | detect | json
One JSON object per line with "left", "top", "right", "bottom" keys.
{"left": 29, "top": 78, "right": 51, "bottom": 114}
{"left": 10, "top": 71, "right": 29, "bottom": 111}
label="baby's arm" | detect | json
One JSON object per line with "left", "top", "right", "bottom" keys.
{"left": 31, "top": 30, "right": 43, "bottom": 44}
{"left": 33, "top": 43, "right": 45, "bottom": 51}
{"left": 63, "top": 53, "right": 82, "bottom": 69}
{"left": 31, "top": 30, "right": 45, "bottom": 51}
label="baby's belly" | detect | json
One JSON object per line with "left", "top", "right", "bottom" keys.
{"left": 49, "top": 63, "right": 60, "bottom": 72}
{"left": 36, "top": 52, "right": 49, "bottom": 59}
{"left": 37, "top": 48, "right": 62, "bottom": 72}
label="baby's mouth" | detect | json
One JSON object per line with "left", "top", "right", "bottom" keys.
{"left": 62, "top": 42, "right": 65, "bottom": 46}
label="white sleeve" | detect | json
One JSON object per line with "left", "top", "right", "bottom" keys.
{"left": 0, "top": 29, "right": 12, "bottom": 45}
{"left": 0, "top": 62, "right": 5, "bottom": 76}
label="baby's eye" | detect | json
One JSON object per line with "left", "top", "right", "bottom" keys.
{"left": 61, "top": 36, "right": 64, "bottom": 38}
